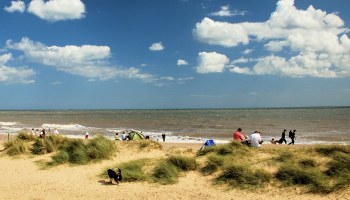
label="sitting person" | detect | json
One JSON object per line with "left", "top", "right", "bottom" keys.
{"left": 250, "top": 131, "right": 263, "bottom": 148}
{"left": 233, "top": 128, "right": 245, "bottom": 143}
{"left": 107, "top": 168, "right": 122, "bottom": 185}
{"left": 270, "top": 138, "right": 279, "bottom": 144}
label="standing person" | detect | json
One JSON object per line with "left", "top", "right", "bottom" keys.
{"left": 288, "top": 130, "right": 296, "bottom": 145}
{"left": 161, "top": 133, "right": 166, "bottom": 142}
{"left": 250, "top": 131, "right": 263, "bottom": 148}
{"left": 53, "top": 128, "right": 59, "bottom": 135}
{"left": 31, "top": 128, "right": 35, "bottom": 135}
{"left": 85, "top": 131, "right": 89, "bottom": 139}
{"left": 278, "top": 129, "right": 287, "bottom": 144}
{"left": 233, "top": 128, "right": 245, "bottom": 143}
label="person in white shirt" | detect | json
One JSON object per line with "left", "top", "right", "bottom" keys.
{"left": 250, "top": 131, "right": 263, "bottom": 148}
{"left": 53, "top": 128, "right": 59, "bottom": 135}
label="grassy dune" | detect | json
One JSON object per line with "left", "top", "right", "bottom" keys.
{"left": 3, "top": 133, "right": 350, "bottom": 194}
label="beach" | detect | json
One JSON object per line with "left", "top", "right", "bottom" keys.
{"left": 1, "top": 136, "right": 349, "bottom": 200}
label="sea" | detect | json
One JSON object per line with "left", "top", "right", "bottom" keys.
{"left": 0, "top": 107, "right": 349, "bottom": 144}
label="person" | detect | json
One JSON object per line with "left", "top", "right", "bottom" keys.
{"left": 85, "top": 131, "right": 89, "bottom": 139}
{"left": 40, "top": 128, "right": 46, "bottom": 138}
{"left": 270, "top": 138, "right": 279, "bottom": 144}
{"left": 278, "top": 129, "right": 287, "bottom": 144}
{"left": 121, "top": 132, "right": 126, "bottom": 141}
{"left": 288, "top": 129, "right": 296, "bottom": 145}
{"left": 115, "top": 132, "right": 119, "bottom": 140}
{"left": 233, "top": 128, "right": 245, "bottom": 142}
{"left": 53, "top": 128, "right": 59, "bottom": 135}
{"left": 161, "top": 133, "right": 166, "bottom": 142}
{"left": 250, "top": 131, "right": 263, "bottom": 148}
{"left": 31, "top": 128, "right": 35, "bottom": 135}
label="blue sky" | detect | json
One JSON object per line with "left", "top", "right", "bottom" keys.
{"left": 1, "top": 0, "right": 350, "bottom": 109}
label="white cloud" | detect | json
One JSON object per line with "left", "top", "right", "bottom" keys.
{"left": 149, "top": 42, "right": 164, "bottom": 51}
{"left": 27, "top": 0, "right": 85, "bottom": 22}
{"left": 52, "top": 81, "right": 61, "bottom": 85}
{"left": 229, "top": 66, "right": 252, "bottom": 75}
{"left": 0, "top": 53, "right": 36, "bottom": 84}
{"left": 242, "top": 49, "right": 253, "bottom": 55}
{"left": 210, "top": 5, "right": 246, "bottom": 17}
{"left": 193, "top": 0, "right": 350, "bottom": 78}
{"left": 195, "top": 52, "right": 229, "bottom": 73}
{"left": 4, "top": 1, "right": 25, "bottom": 13}
{"left": 193, "top": 17, "right": 249, "bottom": 47}
{"left": 6, "top": 37, "right": 156, "bottom": 82}
{"left": 177, "top": 59, "right": 188, "bottom": 66}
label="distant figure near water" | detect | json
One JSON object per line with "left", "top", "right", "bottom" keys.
{"left": 85, "top": 131, "right": 89, "bottom": 139}
{"left": 161, "top": 133, "right": 166, "bottom": 142}
{"left": 288, "top": 130, "right": 296, "bottom": 145}
{"left": 278, "top": 129, "right": 287, "bottom": 144}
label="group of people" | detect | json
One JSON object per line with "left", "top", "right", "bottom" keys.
{"left": 233, "top": 128, "right": 297, "bottom": 147}
{"left": 30, "top": 128, "right": 60, "bottom": 138}
{"left": 270, "top": 129, "right": 297, "bottom": 145}
{"left": 233, "top": 128, "right": 263, "bottom": 148}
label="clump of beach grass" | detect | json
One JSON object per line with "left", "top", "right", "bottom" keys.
{"left": 116, "top": 159, "right": 149, "bottom": 182}
{"left": 152, "top": 155, "right": 197, "bottom": 184}
{"left": 152, "top": 160, "right": 180, "bottom": 185}
{"left": 16, "top": 131, "right": 36, "bottom": 141}
{"left": 201, "top": 154, "right": 225, "bottom": 175}
{"left": 276, "top": 164, "right": 330, "bottom": 193}
{"left": 215, "top": 163, "right": 271, "bottom": 189}
{"left": 50, "top": 136, "right": 116, "bottom": 165}
{"left": 4, "top": 139, "right": 30, "bottom": 156}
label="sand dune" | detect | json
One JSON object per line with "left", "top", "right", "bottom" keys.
{"left": 0, "top": 139, "right": 348, "bottom": 200}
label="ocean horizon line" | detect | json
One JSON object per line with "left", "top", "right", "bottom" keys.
{"left": 1, "top": 105, "right": 350, "bottom": 111}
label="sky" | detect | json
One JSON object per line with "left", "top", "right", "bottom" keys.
{"left": 1, "top": 0, "right": 350, "bottom": 109}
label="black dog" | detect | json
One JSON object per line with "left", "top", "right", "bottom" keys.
{"left": 107, "top": 168, "right": 122, "bottom": 185}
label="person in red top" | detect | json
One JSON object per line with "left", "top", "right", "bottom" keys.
{"left": 233, "top": 128, "right": 245, "bottom": 142}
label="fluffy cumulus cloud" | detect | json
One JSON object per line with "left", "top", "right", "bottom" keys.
{"left": 196, "top": 52, "right": 229, "bottom": 73}
{"left": 4, "top": 0, "right": 26, "bottom": 13}
{"left": 210, "top": 5, "right": 246, "bottom": 17}
{"left": 177, "top": 59, "right": 188, "bottom": 66}
{"left": 149, "top": 42, "right": 164, "bottom": 51}
{"left": 0, "top": 53, "right": 36, "bottom": 84}
{"left": 27, "top": 0, "right": 85, "bottom": 22}
{"left": 193, "top": 0, "right": 350, "bottom": 78}
{"left": 6, "top": 37, "right": 156, "bottom": 82}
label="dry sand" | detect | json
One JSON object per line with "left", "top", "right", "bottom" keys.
{"left": 0, "top": 138, "right": 349, "bottom": 200}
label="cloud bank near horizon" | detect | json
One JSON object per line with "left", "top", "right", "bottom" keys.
{"left": 193, "top": 0, "right": 350, "bottom": 78}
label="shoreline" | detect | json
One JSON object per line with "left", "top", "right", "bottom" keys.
{"left": 1, "top": 132, "right": 349, "bottom": 146}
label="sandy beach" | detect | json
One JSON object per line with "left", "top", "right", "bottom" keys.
{"left": 0, "top": 137, "right": 349, "bottom": 200}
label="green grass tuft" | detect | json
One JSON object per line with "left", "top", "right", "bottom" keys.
{"left": 16, "top": 131, "right": 36, "bottom": 141}
{"left": 5, "top": 139, "right": 30, "bottom": 156}
{"left": 215, "top": 163, "right": 271, "bottom": 189}
{"left": 299, "top": 158, "right": 317, "bottom": 168}
{"left": 276, "top": 164, "right": 330, "bottom": 193}
{"left": 152, "top": 160, "right": 179, "bottom": 185}
{"left": 167, "top": 155, "right": 197, "bottom": 171}
{"left": 117, "top": 159, "right": 149, "bottom": 182}
{"left": 201, "top": 155, "right": 225, "bottom": 175}
{"left": 315, "top": 145, "right": 350, "bottom": 156}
